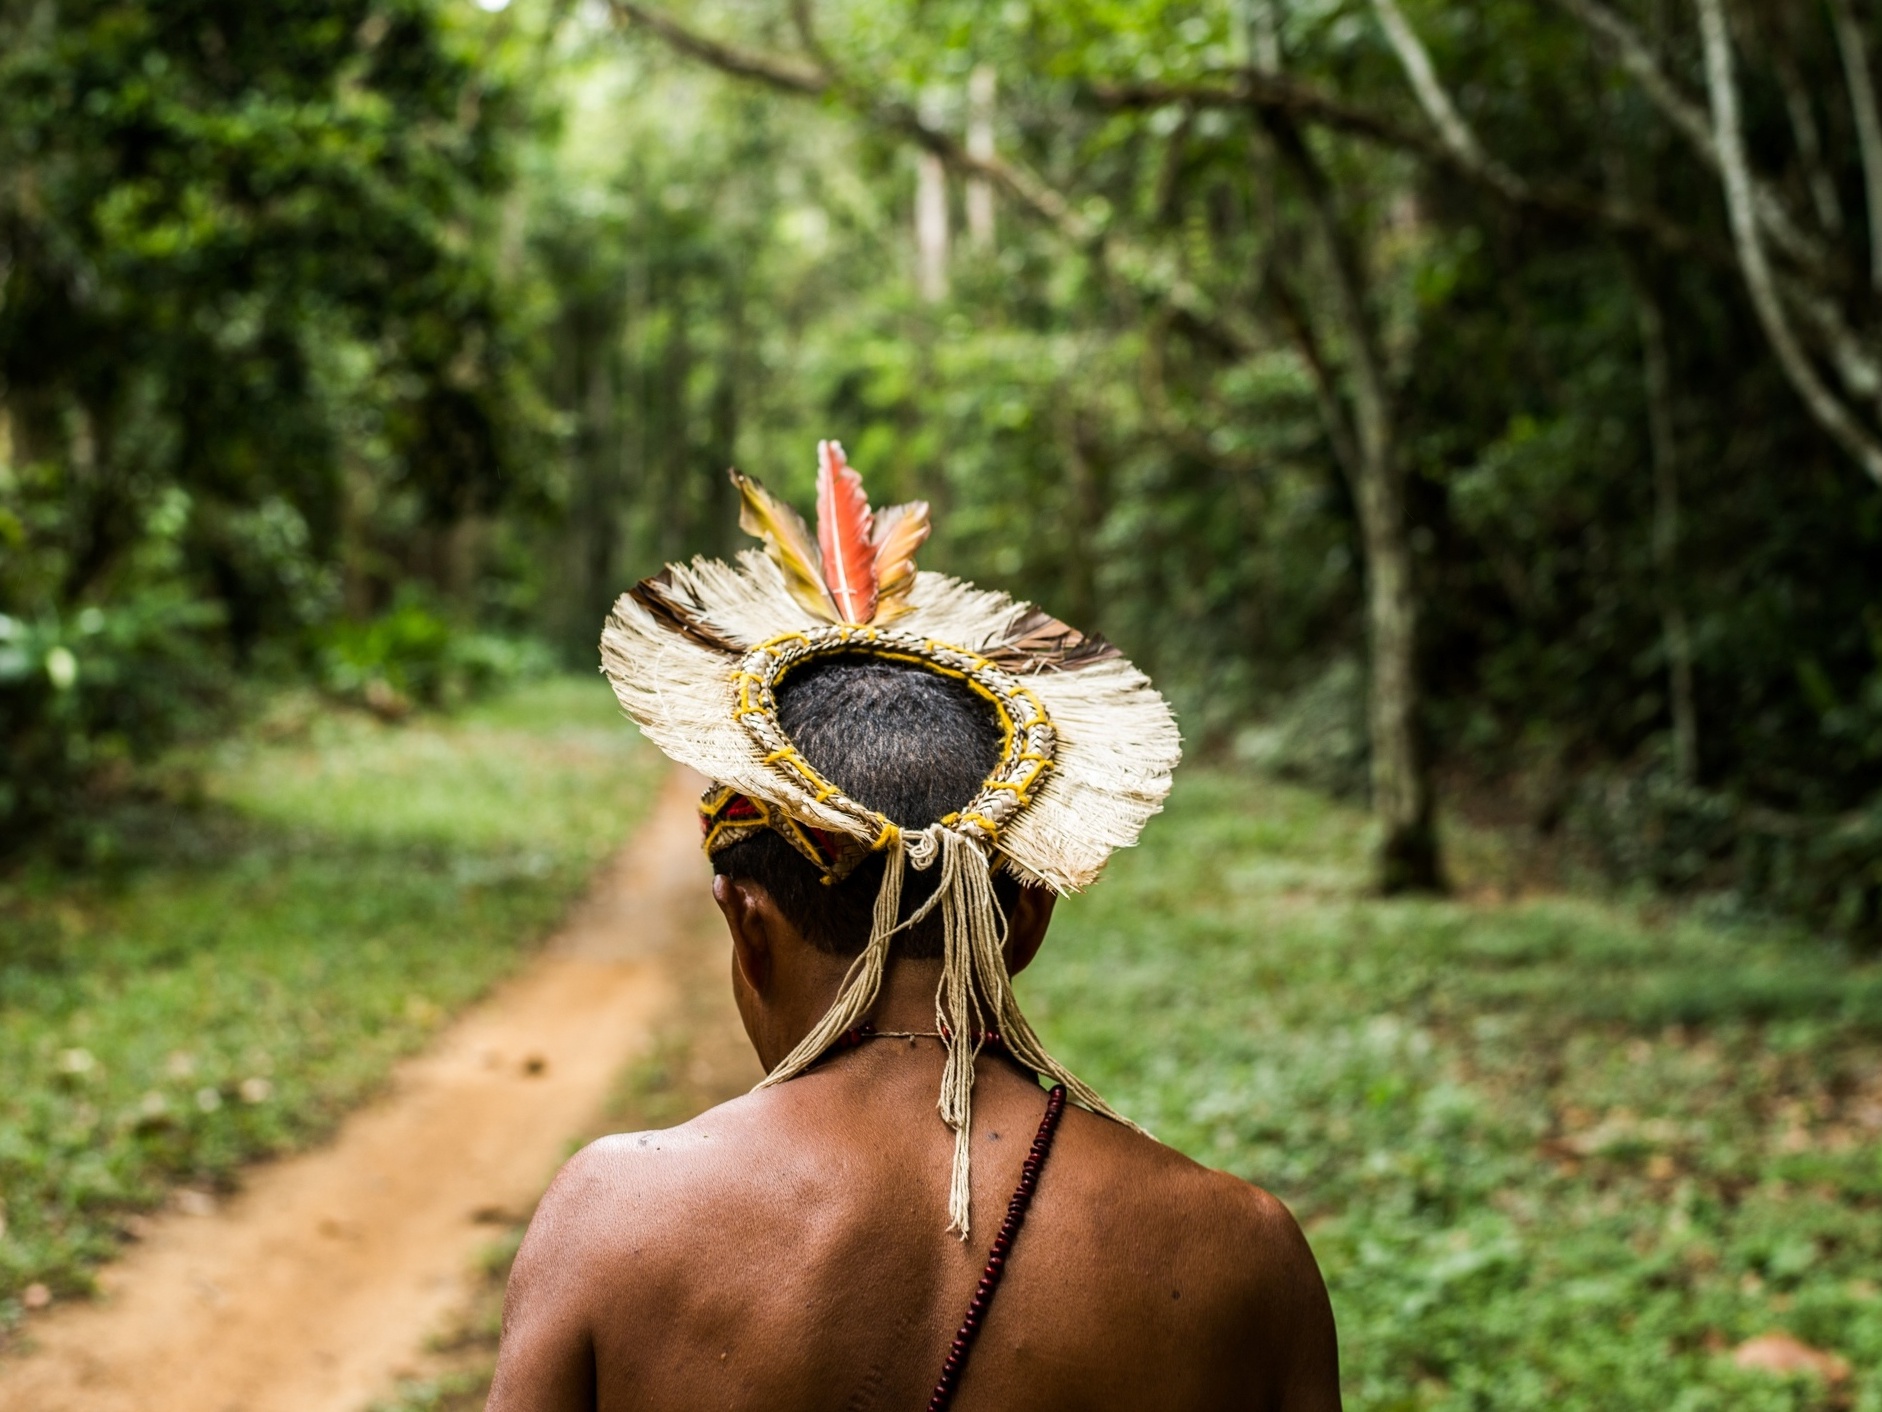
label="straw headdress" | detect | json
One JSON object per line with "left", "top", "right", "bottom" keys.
{"left": 600, "top": 441, "right": 1180, "bottom": 1236}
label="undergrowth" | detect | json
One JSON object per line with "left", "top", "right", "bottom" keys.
{"left": 0, "top": 677, "right": 657, "bottom": 1325}
{"left": 1027, "top": 769, "right": 1882, "bottom": 1411}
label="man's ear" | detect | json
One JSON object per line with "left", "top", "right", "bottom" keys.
{"left": 1003, "top": 884, "right": 1057, "bottom": 977}
{"left": 714, "top": 874, "right": 776, "bottom": 995}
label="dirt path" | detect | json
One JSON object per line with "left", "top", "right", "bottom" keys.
{"left": 0, "top": 767, "right": 717, "bottom": 1412}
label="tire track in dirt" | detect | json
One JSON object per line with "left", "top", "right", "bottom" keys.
{"left": 0, "top": 767, "right": 717, "bottom": 1412}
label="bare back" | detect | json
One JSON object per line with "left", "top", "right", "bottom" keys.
{"left": 490, "top": 1046, "right": 1340, "bottom": 1411}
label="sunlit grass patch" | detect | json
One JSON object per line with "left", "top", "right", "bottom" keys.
{"left": 0, "top": 677, "right": 656, "bottom": 1322}
{"left": 1027, "top": 767, "right": 1882, "bottom": 1411}
{"left": 214, "top": 677, "right": 640, "bottom": 858}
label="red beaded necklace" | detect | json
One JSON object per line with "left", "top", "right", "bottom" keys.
{"left": 928, "top": 1083, "right": 1068, "bottom": 1411}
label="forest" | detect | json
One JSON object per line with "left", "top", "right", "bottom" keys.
{"left": 5, "top": 3, "right": 1882, "bottom": 1406}
{"left": 7, "top": 0, "right": 1882, "bottom": 929}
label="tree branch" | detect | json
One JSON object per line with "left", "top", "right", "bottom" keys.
{"left": 1094, "top": 71, "right": 1451, "bottom": 164}
{"left": 1266, "top": 272, "right": 1362, "bottom": 485}
{"left": 1630, "top": 263, "right": 1697, "bottom": 782}
{"left": 1696, "top": 0, "right": 1882, "bottom": 485}
{"left": 609, "top": 0, "right": 826, "bottom": 92}
{"left": 1551, "top": 0, "right": 1715, "bottom": 155}
{"left": 607, "top": 0, "right": 1273, "bottom": 358}
{"left": 1554, "top": 0, "right": 1882, "bottom": 421}
{"left": 1547, "top": 0, "right": 1827, "bottom": 277}
{"left": 607, "top": 0, "right": 1098, "bottom": 242}
{"left": 1091, "top": 71, "right": 1724, "bottom": 263}
{"left": 1767, "top": 15, "right": 1844, "bottom": 236}
{"left": 1826, "top": 0, "right": 1882, "bottom": 290}
{"left": 1368, "top": 0, "right": 1525, "bottom": 200}
{"left": 1262, "top": 113, "right": 1395, "bottom": 474}
{"left": 1783, "top": 278, "right": 1882, "bottom": 405}
{"left": 786, "top": 0, "right": 835, "bottom": 75}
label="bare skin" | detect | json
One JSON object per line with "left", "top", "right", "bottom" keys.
{"left": 489, "top": 876, "right": 1342, "bottom": 1411}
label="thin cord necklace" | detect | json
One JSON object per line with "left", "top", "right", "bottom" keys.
{"left": 832, "top": 1021, "right": 1005, "bottom": 1052}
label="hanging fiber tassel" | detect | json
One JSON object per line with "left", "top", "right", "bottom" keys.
{"left": 757, "top": 822, "right": 1142, "bottom": 1239}
{"left": 929, "top": 833, "right": 1143, "bottom": 1237}
{"left": 756, "top": 828, "right": 947, "bottom": 1090}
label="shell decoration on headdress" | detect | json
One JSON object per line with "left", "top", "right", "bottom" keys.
{"left": 600, "top": 440, "right": 1181, "bottom": 1236}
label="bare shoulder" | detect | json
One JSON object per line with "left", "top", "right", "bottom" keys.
{"left": 1082, "top": 1111, "right": 1321, "bottom": 1289}
{"left": 1061, "top": 1111, "right": 1342, "bottom": 1408}
{"left": 1184, "top": 1153, "right": 1323, "bottom": 1300}
{"left": 507, "top": 1089, "right": 774, "bottom": 1314}
{"left": 523, "top": 1089, "right": 770, "bottom": 1257}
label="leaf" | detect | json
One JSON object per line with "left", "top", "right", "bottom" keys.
{"left": 815, "top": 440, "right": 878, "bottom": 624}
{"left": 1731, "top": 1332, "right": 1851, "bottom": 1383}
{"left": 731, "top": 469, "right": 836, "bottom": 622}
{"left": 870, "top": 500, "right": 931, "bottom": 623}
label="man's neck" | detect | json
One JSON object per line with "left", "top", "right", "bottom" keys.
{"left": 858, "top": 955, "right": 953, "bottom": 1034}
{"left": 756, "top": 952, "right": 959, "bottom": 1072}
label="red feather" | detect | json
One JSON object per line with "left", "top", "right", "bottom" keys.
{"left": 816, "top": 440, "right": 879, "bottom": 623}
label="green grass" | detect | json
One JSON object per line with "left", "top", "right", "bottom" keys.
{"left": 0, "top": 677, "right": 657, "bottom": 1321}
{"left": 1025, "top": 768, "right": 1882, "bottom": 1411}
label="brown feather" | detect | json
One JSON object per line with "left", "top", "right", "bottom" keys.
{"left": 627, "top": 572, "right": 745, "bottom": 654}
{"left": 985, "top": 607, "right": 1123, "bottom": 673}
{"left": 731, "top": 468, "right": 837, "bottom": 621}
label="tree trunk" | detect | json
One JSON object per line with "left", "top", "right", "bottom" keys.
{"left": 1351, "top": 423, "right": 1441, "bottom": 891}
{"left": 915, "top": 89, "right": 951, "bottom": 302}
{"left": 1635, "top": 278, "right": 1698, "bottom": 782}
{"left": 578, "top": 305, "right": 620, "bottom": 633}
{"left": 1266, "top": 116, "right": 1444, "bottom": 893}
{"left": 966, "top": 66, "right": 997, "bottom": 250}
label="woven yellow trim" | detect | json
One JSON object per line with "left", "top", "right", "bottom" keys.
{"left": 731, "top": 625, "right": 1057, "bottom": 862}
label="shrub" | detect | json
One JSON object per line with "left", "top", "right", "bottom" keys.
{"left": 0, "top": 593, "right": 226, "bottom": 852}
{"left": 1569, "top": 766, "right": 1882, "bottom": 948}
{"left": 316, "top": 595, "right": 555, "bottom": 717}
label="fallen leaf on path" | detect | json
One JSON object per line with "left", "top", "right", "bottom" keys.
{"left": 1732, "top": 1332, "right": 1851, "bottom": 1383}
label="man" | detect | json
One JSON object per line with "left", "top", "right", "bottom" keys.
{"left": 488, "top": 447, "right": 1340, "bottom": 1410}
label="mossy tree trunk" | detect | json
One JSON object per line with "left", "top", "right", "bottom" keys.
{"left": 1265, "top": 114, "right": 1443, "bottom": 894}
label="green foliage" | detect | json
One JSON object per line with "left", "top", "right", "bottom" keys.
{"left": 1231, "top": 656, "right": 1371, "bottom": 799}
{"left": 522, "top": 20, "right": 1353, "bottom": 730}
{"left": 317, "top": 593, "right": 556, "bottom": 711}
{"left": 549, "top": 0, "right": 1882, "bottom": 932}
{"left": 0, "top": 593, "right": 226, "bottom": 848}
{"left": 0, "top": 677, "right": 657, "bottom": 1319}
{"left": 0, "top": 0, "right": 550, "bottom": 840}
{"left": 1027, "top": 764, "right": 1882, "bottom": 1410}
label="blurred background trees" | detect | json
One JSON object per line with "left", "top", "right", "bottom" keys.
{"left": 0, "top": 0, "right": 546, "bottom": 839}
{"left": 5, "top": 0, "right": 1881, "bottom": 936}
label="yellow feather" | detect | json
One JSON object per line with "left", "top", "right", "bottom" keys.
{"left": 731, "top": 470, "right": 838, "bottom": 622}
{"left": 870, "top": 500, "right": 931, "bottom": 623}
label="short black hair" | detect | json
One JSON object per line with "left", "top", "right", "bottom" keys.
{"left": 710, "top": 654, "right": 1017, "bottom": 957}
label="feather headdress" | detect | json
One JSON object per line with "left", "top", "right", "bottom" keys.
{"left": 601, "top": 440, "right": 1181, "bottom": 1236}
